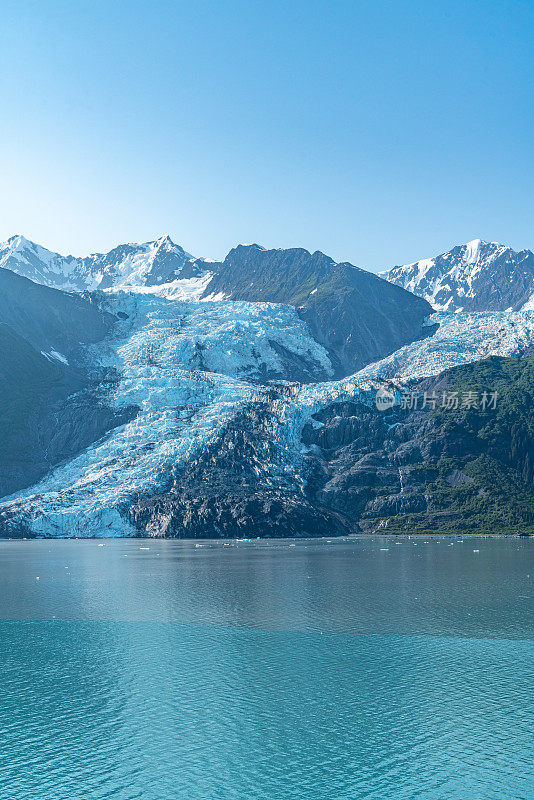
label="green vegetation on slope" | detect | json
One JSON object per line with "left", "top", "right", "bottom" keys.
{"left": 384, "top": 353, "right": 534, "bottom": 535}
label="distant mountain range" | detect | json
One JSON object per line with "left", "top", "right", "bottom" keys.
{"left": 0, "top": 233, "right": 532, "bottom": 538}
{"left": 0, "top": 235, "right": 432, "bottom": 378}
{"left": 382, "top": 238, "right": 534, "bottom": 312}
{"left": 3, "top": 233, "right": 534, "bottom": 315}
{"left": 0, "top": 234, "right": 194, "bottom": 292}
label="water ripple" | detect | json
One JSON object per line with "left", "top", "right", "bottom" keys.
{"left": 0, "top": 538, "right": 532, "bottom": 799}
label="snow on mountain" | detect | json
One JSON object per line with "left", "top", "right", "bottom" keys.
{"left": 80, "top": 235, "right": 197, "bottom": 290}
{"left": 0, "top": 235, "right": 434, "bottom": 377}
{"left": 0, "top": 234, "right": 200, "bottom": 292}
{"left": 0, "top": 277, "right": 532, "bottom": 536}
{"left": 199, "top": 244, "right": 433, "bottom": 376}
{"left": 357, "top": 310, "right": 534, "bottom": 382}
{"left": 127, "top": 272, "right": 212, "bottom": 301}
{"left": 1, "top": 230, "right": 534, "bottom": 537}
{"left": 0, "top": 292, "right": 334, "bottom": 536}
{"left": 382, "top": 239, "right": 534, "bottom": 312}
{"left": 0, "top": 235, "right": 81, "bottom": 290}
{"left": 5, "top": 234, "right": 534, "bottom": 317}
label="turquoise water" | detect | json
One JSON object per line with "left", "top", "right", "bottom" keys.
{"left": 0, "top": 537, "right": 532, "bottom": 799}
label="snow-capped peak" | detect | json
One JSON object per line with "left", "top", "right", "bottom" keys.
{"left": 6, "top": 234, "right": 32, "bottom": 251}
{"left": 153, "top": 234, "right": 176, "bottom": 250}
{"left": 0, "top": 235, "right": 197, "bottom": 292}
{"left": 382, "top": 239, "right": 534, "bottom": 313}
{"left": 464, "top": 238, "right": 483, "bottom": 262}
{"left": 0, "top": 235, "right": 80, "bottom": 286}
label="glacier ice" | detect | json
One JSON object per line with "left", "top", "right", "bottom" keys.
{"left": 1, "top": 290, "right": 533, "bottom": 537}
{"left": 0, "top": 293, "right": 333, "bottom": 536}
{"left": 356, "top": 311, "right": 534, "bottom": 382}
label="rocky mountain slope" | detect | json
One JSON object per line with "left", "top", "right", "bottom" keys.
{"left": 0, "top": 266, "right": 112, "bottom": 356}
{"left": 0, "top": 236, "right": 433, "bottom": 377}
{"left": 0, "top": 270, "right": 131, "bottom": 497}
{"left": 0, "top": 285, "right": 532, "bottom": 537}
{"left": 0, "top": 234, "right": 533, "bottom": 537}
{"left": 109, "top": 347, "right": 534, "bottom": 539}
{"left": 302, "top": 352, "right": 534, "bottom": 537}
{"left": 200, "top": 244, "right": 433, "bottom": 376}
{"left": 382, "top": 239, "right": 534, "bottom": 312}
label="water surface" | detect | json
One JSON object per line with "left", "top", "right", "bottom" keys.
{"left": 0, "top": 537, "right": 532, "bottom": 799}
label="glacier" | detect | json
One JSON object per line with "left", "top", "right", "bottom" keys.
{"left": 0, "top": 292, "right": 333, "bottom": 536}
{"left": 1, "top": 278, "right": 533, "bottom": 538}
{"left": 356, "top": 311, "right": 534, "bottom": 381}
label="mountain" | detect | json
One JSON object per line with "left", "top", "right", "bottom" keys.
{"left": 200, "top": 244, "right": 433, "bottom": 376}
{"left": 0, "top": 269, "right": 132, "bottom": 497}
{"left": 382, "top": 239, "right": 534, "bottom": 312}
{"left": 0, "top": 234, "right": 195, "bottom": 292}
{"left": 0, "top": 266, "right": 113, "bottom": 356}
{"left": 0, "top": 279, "right": 532, "bottom": 536}
{"left": 0, "top": 233, "right": 533, "bottom": 538}
{"left": 301, "top": 352, "right": 534, "bottom": 537}
{"left": 0, "top": 236, "right": 433, "bottom": 376}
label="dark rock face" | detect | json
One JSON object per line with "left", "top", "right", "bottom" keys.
{"left": 129, "top": 391, "right": 348, "bottom": 538}
{"left": 301, "top": 354, "right": 534, "bottom": 535}
{"left": 301, "top": 401, "right": 439, "bottom": 531}
{"left": 0, "top": 267, "right": 114, "bottom": 355}
{"left": 0, "top": 356, "right": 136, "bottom": 497}
{"left": 384, "top": 240, "right": 534, "bottom": 312}
{"left": 128, "top": 354, "right": 534, "bottom": 538}
{"left": 0, "top": 271, "right": 136, "bottom": 497}
{"left": 297, "top": 263, "right": 434, "bottom": 377}
{"left": 202, "top": 245, "right": 433, "bottom": 377}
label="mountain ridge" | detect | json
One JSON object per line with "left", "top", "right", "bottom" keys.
{"left": 199, "top": 244, "right": 433, "bottom": 376}
{"left": 0, "top": 232, "right": 532, "bottom": 537}
{"left": 0, "top": 234, "right": 433, "bottom": 377}
{"left": 6, "top": 233, "right": 534, "bottom": 315}
{"left": 0, "top": 234, "right": 194, "bottom": 292}
{"left": 382, "top": 238, "right": 534, "bottom": 312}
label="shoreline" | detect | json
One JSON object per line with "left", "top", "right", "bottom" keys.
{"left": 0, "top": 532, "right": 530, "bottom": 543}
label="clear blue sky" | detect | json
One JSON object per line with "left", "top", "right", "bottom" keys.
{"left": 1, "top": 0, "right": 533, "bottom": 270}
